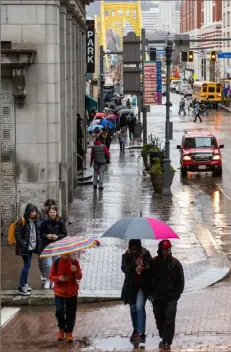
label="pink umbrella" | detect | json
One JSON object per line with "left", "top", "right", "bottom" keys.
{"left": 95, "top": 112, "right": 107, "bottom": 118}
{"left": 102, "top": 216, "right": 180, "bottom": 240}
{"left": 106, "top": 114, "right": 119, "bottom": 120}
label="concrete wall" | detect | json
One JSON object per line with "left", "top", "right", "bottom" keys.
{"left": 1, "top": 0, "right": 87, "bottom": 227}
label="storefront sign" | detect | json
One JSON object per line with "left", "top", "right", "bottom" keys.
{"left": 86, "top": 20, "right": 95, "bottom": 73}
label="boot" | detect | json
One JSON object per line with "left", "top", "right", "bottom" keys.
{"left": 66, "top": 332, "right": 73, "bottom": 343}
{"left": 57, "top": 329, "right": 65, "bottom": 341}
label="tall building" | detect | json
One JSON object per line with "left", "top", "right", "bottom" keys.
{"left": 222, "top": 0, "right": 231, "bottom": 78}
{"left": 180, "top": 0, "right": 223, "bottom": 80}
{"left": 142, "top": 7, "right": 159, "bottom": 32}
{"left": 1, "top": 0, "right": 91, "bottom": 233}
{"left": 158, "top": 0, "right": 180, "bottom": 34}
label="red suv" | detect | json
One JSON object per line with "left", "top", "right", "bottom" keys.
{"left": 177, "top": 131, "right": 224, "bottom": 177}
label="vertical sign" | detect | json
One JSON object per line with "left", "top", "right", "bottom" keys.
{"left": 156, "top": 61, "right": 162, "bottom": 105}
{"left": 86, "top": 20, "right": 95, "bottom": 73}
{"left": 144, "top": 62, "right": 157, "bottom": 104}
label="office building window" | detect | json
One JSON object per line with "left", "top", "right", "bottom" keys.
{"left": 224, "top": 13, "right": 226, "bottom": 27}
{"left": 228, "top": 11, "right": 230, "bottom": 26}
{"left": 227, "top": 32, "right": 230, "bottom": 46}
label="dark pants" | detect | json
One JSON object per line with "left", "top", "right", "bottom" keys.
{"left": 153, "top": 299, "right": 177, "bottom": 345}
{"left": 19, "top": 252, "right": 32, "bottom": 287}
{"left": 55, "top": 295, "right": 78, "bottom": 333}
{"left": 194, "top": 113, "right": 202, "bottom": 122}
{"left": 119, "top": 140, "right": 125, "bottom": 153}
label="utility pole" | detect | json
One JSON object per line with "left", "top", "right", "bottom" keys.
{"left": 141, "top": 28, "right": 147, "bottom": 145}
{"left": 162, "top": 33, "right": 173, "bottom": 196}
{"left": 99, "top": 45, "right": 104, "bottom": 111}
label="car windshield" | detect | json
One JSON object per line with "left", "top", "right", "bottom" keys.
{"left": 184, "top": 137, "right": 217, "bottom": 148}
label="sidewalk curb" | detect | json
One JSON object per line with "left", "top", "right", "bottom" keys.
{"left": 219, "top": 103, "right": 231, "bottom": 112}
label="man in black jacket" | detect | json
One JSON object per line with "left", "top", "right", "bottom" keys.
{"left": 151, "top": 240, "right": 184, "bottom": 350}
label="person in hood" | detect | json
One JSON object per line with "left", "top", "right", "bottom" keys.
{"left": 15, "top": 203, "right": 42, "bottom": 296}
{"left": 38, "top": 199, "right": 56, "bottom": 281}
{"left": 121, "top": 239, "right": 152, "bottom": 344}
{"left": 90, "top": 137, "right": 110, "bottom": 191}
{"left": 41, "top": 205, "right": 67, "bottom": 289}
{"left": 151, "top": 240, "right": 184, "bottom": 350}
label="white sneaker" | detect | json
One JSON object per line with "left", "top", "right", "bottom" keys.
{"left": 17, "top": 286, "right": 30, "bottom": 296}
{"left": 40, "top": 275, "right": 46, "bottom": 281}
{"left": 44, "top": 279, "right": 50, "bottom": 289}
{"left": 25, "top": 284, "right": 32, "bottom": 291}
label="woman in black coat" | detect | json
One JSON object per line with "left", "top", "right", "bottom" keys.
{"left": 15, "top": 203, "right": 43, "bottom": 296}
{"left": 121, "top": 239, "right": 152, "bottom": 344}
{"left": 40, "top": 205, "right": 67, "bottom": 289}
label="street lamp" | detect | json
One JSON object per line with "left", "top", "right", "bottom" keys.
{"left": 162, "top": 32, "right": 173, "bottom": 196}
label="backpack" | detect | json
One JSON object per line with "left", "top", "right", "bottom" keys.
{"left": 8, "top": 217, "right": 26, "bottom": 245}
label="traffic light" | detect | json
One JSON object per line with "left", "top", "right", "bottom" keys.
{"left": 181, "top": 52, "right": 188, "bottom": 62}
{"left": 210, "top": 51, "right": 216, "bottom": 62}
{"left": 188, "top": 51, "right": 194, "bottom": 62}
{"left": 149, "top": 48, "right": 156, "bottom": 61}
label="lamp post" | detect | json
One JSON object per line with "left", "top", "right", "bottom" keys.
{"left": 162, "top": 33, "right": 173, "bottom": 196}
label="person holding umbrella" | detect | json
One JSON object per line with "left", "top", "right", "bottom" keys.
{"left": 121, "top": 239, "right": 152, "bottom": 344}
{"left": 49, "top": 252, "right": 82, "bottom": 343}
{"left": 150, "top": 240, "right": 184, "bottom": 350}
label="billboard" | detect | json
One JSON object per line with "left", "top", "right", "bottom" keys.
{"left": 144, "top": 61, "right": 162, "bottom": 105}
{"left": 86, "top": 20, "right": 95, "bottom": 73}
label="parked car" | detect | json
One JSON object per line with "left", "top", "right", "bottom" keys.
{"left": 170, "top": 80, "right": 181, "bottom": 92}
{"left": 177, "top": 130, "right": 224, "bottom": 178}
{"left": 175, "top": 84, "right": 181, "bottom": 94}
{"left": 179, "top": 84, "right": 192, "bottom": 95}
{"left": 184, "top": 88, "right": 193, "bottom": 98}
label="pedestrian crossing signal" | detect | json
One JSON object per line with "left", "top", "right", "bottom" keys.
{"left": 210, "top": 51, "right": 216, "bottom": 62}
{"left": 188, "top": 51, "right": 194, "bottom": 62}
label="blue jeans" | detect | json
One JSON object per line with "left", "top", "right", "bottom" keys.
{"left": 19, "top": 252, "right": 32, "bottom": 287}
{"left": 130, "top": 289, "right": 147, "bottom": 334}
{"left": 55, "top": 295, "right": 77, "bottom": 333}
{"left": 44, "top": 256, "right": 59, "bottom": 279}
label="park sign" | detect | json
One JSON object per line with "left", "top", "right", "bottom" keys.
{"left": 86, "top": 20, "right": 95, "bottom": 73}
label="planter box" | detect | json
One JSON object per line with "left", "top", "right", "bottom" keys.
{"left": 150, "top": 173, "right": 175, "bottom": 194}
{"left": 149, "top": 151, "right": 164, "bottom": 166}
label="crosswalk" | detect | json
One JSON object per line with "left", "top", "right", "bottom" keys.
{"left": 1, "top": 307, "right": 21, "bottom": 328}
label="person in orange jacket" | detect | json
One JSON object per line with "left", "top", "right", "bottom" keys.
{"left": 49, "top": 253, "right": 82, "bottom": 343}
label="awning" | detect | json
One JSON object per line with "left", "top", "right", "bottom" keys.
{"left": 85, "top": 95, "right": 98, "bottom": 111}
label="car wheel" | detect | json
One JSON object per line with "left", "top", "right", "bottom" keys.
{"left": 181, "top": 168, "right": 187, "bottom": 178}
{"left": 212, "top": 168, "right": 222, "bottom": 177}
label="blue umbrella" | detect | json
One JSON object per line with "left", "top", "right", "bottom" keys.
{"left": 100, "top": 119, "right": 114, "bottom": 129}
{"left": 87, "top": 125, "right": 103, "bottom": 133}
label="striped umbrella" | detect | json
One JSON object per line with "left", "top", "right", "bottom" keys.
{"left": 40, "top": 235, "right": 95, "bottom": 258}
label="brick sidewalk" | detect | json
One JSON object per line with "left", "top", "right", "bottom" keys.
{"left": 1, "top": 146, "right": 230, "bottom": 304}
{"left": 1, "top": 282, "right": 231, "bottom": 351}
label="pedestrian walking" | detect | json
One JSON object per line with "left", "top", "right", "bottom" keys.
{"left": 41, "top": 205, "right": 67, "bottom": 289}
{"left": 103, "top": 125, "right": 112, "bottom": 150}
{"left": 121, "top": 239, "right": 152, "bottom": 344}
{"left": 90, "top": 137, "right": 110, "bottom": 191}
{"left": 127, "top": 114, "right": 136, "bottom": 143}
{"left": 178, "top": 98, "right": 186, "bottom": 116}
{"left": 118, "top": 127, "right": 126, "bottom": 154}
{"left": 126, "top": 98, "right": 132, "bottom": 109}
{"left": 49, "top": 253, "right": 82, "bottom": 343}
{"left": 15, "top": 203, "right": 43, "bottom": 296}
{"left": 193, "top": 102, "right": 202, "bottom": 123}
{"left": 151, "top": 240, "right": 184, "bottom": 350}
{"left": 38, "top": 199, "right": 56, "bottom": 282}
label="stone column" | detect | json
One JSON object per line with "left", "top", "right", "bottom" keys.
{"left": 76, "top": 25, "right": 81, "bottom": 118}
{"left": 72, "top": 17, "right": 77, "bottom": 187}
{"left": 59, "top": 3, "right": 68, "bottom": 219}
{"left": 66, "top": 11, "right": 73, "bottom": 202}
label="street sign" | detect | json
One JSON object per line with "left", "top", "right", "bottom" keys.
{"left": 86, "top": 20, "right": 95, "bottom": 73}
{"left": 200, "top": 49, "right": 207, "bottom": 58}
{"left": 218, "top": 52, "right": 231, "bottom": 59}
{"left": 144, "top": 62, "right": 157, "bottom": 105}
{"left": 156, "top": 61, "right": 162, "bottom": 105}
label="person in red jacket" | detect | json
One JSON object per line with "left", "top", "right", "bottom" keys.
{"left": 49, "top": 253, "right": 82, "bottom": 343}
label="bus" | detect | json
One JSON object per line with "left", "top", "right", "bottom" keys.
{"left": 192, "top": 81, "right": 222, "bottom": 107}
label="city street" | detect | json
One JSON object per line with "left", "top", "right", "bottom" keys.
{"left": 1, "top": 94, "right": 231, "bottom": 351}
